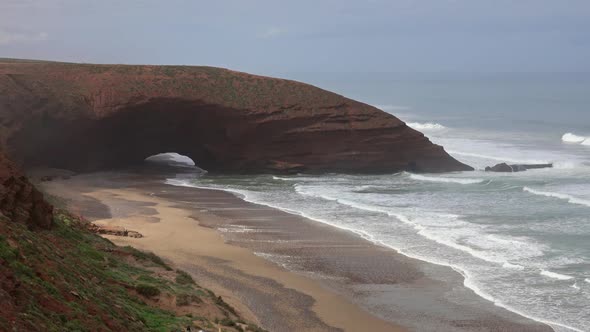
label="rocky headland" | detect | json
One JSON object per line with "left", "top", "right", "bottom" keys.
{"left": 0, "top": 58, "right": 471, "bottom": 174}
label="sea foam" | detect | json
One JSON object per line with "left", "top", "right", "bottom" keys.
{"left": 408, "top": 173, "right": 485, "bottom": 185}
{"left": 562, "top": 132, "right": 589, "bottom": 145}
{"left": 165, "top": 177, "right": 587, "bottom": 332}
{"left": 540, "top": 270, "right": 574, "bottom": 280}
{"left": 446, "top": 150, "right": 548, "bottom": 165}
{"left": 523, "top": 187, "right": 590, "bottom": 208}
{"left": 407, "top": 122, "right": 446, "bottom": 131}
{"left": 272, "top": 176, "right": 298, "bottom": 181}
{"left": 502, "top": 262, "right": 525, "bottom": 270}
{"left": 295, "top": 184, "right": 545, "bottom": 265}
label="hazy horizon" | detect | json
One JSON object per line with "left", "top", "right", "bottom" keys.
{"left": 2, "top": 0, "right": 590, "bottom": 77}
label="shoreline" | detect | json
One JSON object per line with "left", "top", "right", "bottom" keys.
{"left": 168, "top": 178, "right": 572, "bottom": 332}
{"left": 41, "top": 170, "right": 554, "bottom": 332}
{"left": 42, "top": 172, "right": 404, "bottom": 332}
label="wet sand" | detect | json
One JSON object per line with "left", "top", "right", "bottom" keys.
{"left": 41, "top": 171, "right": 554, "bottom": 332}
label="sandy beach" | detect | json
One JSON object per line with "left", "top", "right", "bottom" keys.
{"left": 41, "top": 170, "right": 554, "bottom": 332}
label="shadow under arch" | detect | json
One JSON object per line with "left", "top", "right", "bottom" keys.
{"left": 8, "top": 99, "right": 281, "bottom": 173}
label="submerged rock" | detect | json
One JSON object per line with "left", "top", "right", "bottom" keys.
{"left": 485, "top": 163, "right": 553, "bottom": 172}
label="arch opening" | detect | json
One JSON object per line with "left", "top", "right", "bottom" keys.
{"left": 143, "top": 152, "right": 208, "bottom": 173}
{"left": 7, "top": 99, "right": 264, "bottom": 173}
{"left": 144, "top": 153, "right": 196, "bottom": 167}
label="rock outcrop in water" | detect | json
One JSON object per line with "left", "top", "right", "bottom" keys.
{"left": 485, "top": 163, "right": 553, "bottom": 172}
{"left": 0, "top": 58, "right": 471, "bottom": 174}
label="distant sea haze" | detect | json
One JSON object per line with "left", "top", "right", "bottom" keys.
{"left": 169, "top": 73, "right": 590, "bottom": 332}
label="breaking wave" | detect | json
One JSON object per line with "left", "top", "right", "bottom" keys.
{"left": 446, "top": 150, "right": 548, "bottom": 164}
{"left": 408, "top": 173, "right": 486, "bottom": 185}
{"left": 408, "top": 122, "right": 447, "bottom": 131}
{"left": 502, "top": 262, "right": 525, "bottom": 270}
{"left": 272, "top": 176, "right": 298, "bottom": 181}
{"left": 562, "top": 133, "right": 589, "bottom": 145}
{"left": 540, "top": 270, "right": 574, "bottom": 280}
{"left": 523, "top": 187, "right": 590, "bottom": 208}
{"left": 166, "top": 176, "right": 588, "bottom": 332}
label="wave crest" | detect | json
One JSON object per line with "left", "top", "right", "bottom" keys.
{"left": 408, "top": 173, "right": 485, "bottom": 185}
{"left": 523, "top": 187, "right": 590, "bottom": 208}
{"left": 272, "top": 176, "right": 297, "bottom": 181}
{"left": 540, "top": 270, "right": 574, "bottom": 280}
{"left": 408, "top": 122, "right": 446, "bottom": 131}
{"left": 502, "top": 262, "right": 525, "bottom": 270}
{"left": 562, "top": 132, "right": 589, "bottom": 145}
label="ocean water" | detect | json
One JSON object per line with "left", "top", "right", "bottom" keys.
{"left": 167, "top": 73, "right": 590, "bottom": 332}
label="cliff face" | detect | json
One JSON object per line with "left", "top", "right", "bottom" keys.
{"left": 0, "top": 59, "right": 472, "bottom": 174}
{"left": 0, "top": 151, "right": 53, "bottom": 228}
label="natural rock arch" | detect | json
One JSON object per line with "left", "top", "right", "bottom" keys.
{"left": 0, "top": 60, "right": 472, "bottom": 174}
{"left": 8, "top": 99, "right": 254, "bottom": 172}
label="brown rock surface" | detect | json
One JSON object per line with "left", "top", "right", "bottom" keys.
{"left": 484, "top": 163, "right": 553, "bottom": 172}
{"left": 88, "top": 223, "right": 143, "bottom": 238}
{"left": 0, "top": 58, "right": 472, "bottom": 174}
{"left": 0, "top": 150, "right": 53, "bottom": 228}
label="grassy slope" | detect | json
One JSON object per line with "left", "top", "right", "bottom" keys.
{"left": 0, "top": 210, "right": 267, "bottom": 332}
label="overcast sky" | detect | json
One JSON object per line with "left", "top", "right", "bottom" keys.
{"left": 1, "top": 0, "right": 589, "bottom": 75}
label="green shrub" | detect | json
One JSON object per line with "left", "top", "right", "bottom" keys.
{"left": 175, "top": 270, "right": 195, "bottom": 285}
{"left": 215, "top": 296, "right": 237, "bottom": 315}
{"left": 136, "top": 284, "right": 161, "bottom": 298}
{"left": 246, "top": 324, "right": 269, "bottom": 332}
{"left": 64, "top": 319, "right": 84, "bottom": 330}
{"left": 176, "top": 293, "right": 202, "bottom": 307}
{"left": 126, "top": 246, "right": 173, "bottom": 271}
{"left": 78, "top": 243, "right": 104, "bottom": 261}
{"left": 191, "top": 294, "right": 203, "bottom": 304}
{"left": 218, "top": 317, "right": 235, "bottom": 327}
{"left": 0, "top": 237, "right": 18, "bottom": 262}
{"left": 176, "top": 293, "right": 191, "bottom": 306}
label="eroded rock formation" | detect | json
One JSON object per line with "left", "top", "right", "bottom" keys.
{"left": 0, "top": 59, "right": 471, "bottom": 174}
{"left": 88, "top": 224, "right": 143, "bottom": 238}
{"left": 0, "top": 150, "right": 53, "bottom": 228}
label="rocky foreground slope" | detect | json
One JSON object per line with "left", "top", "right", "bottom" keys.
{"left": 0, "top": 207, "right": 267, "bottom": 331}
{"left": 0, "top": 151, "right": 53, "bottom": 229}
{"left": 0, "top": 59, "right": 471, "bottom": 173}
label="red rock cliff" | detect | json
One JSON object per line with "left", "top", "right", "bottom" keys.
{"left": 0, "top": 150, "right": 53, "bottom": 228}
{"left": 0, "top": 59, "right": 472, "bottom": 173}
